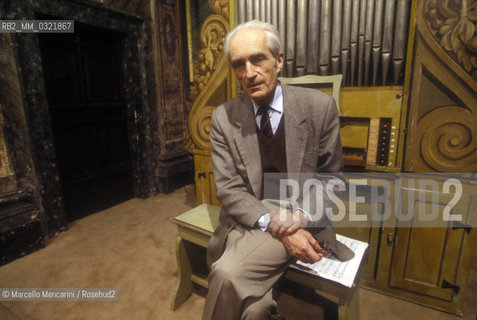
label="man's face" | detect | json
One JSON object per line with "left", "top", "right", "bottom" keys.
{"left": 228, "top": 28, "right": 284, "bottom": 106}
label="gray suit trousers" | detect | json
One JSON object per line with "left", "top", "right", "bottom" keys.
{"left": 202, "top": 225, "right": 292, "bottom": 320}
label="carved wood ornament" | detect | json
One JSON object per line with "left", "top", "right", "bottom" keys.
{"left": 187, "top": 0, "right": 230, "bottom": 152}
{"left": 405, "top": 0, "right": 477, "bottom": 172}
{"left": 424, "top": 0, "right": 477, "bottom": 80}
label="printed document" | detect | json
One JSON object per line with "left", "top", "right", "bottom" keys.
{"left": 291, "top": 234, "right": 369, "bottom": 288}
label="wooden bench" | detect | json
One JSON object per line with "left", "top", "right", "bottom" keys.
{"left": 171, "top": 204, "right": 361, "bottom": 320}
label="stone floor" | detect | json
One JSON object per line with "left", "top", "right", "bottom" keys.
{"left": 0, "top": 184, "right": 475, "bottom": 319}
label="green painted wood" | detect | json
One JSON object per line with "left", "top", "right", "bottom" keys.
{"left": 171, "top": 237, "right": 194, "bottom": 310}
{"left": 174, "top": 204, "right": 220, "bottom": 234}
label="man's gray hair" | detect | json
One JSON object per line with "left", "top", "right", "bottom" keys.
{"left": 224, "top": 20, "right": 283, "bottom": 60}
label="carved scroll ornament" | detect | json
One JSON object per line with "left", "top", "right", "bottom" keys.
{"left": 190, "top": 14, "right": 229, "bottom": 101}
{"left": 424, "top": 0, "right": 477, "bottom": 81}
{"left": 190, "top": 105, "right": 217, "bottom": 151}
{"left": 419, "top": 106, "right": 477, "bottom": 171}
{"left": 209, "top": 0, "right": 229, "bottom": 20}
{"left": 187, "top": 1, "right": 230, "bottom": 152}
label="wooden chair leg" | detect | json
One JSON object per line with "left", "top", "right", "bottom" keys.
{"left": 338, "top": 285, "right": 359, "bottom": 320}
{"left": 171, "top": 237, "right": 194, "bottom": 310}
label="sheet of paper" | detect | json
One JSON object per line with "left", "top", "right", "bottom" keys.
{"left": 290, "top": 234, "right": 369, "bottom": 288}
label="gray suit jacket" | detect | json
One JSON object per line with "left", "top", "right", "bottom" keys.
{"left": 208, "top": 84, "right": 351, "bottom": 261}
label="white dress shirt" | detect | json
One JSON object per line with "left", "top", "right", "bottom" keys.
{"left": 252, "top": 83, "right": 284, "bottom": 135}
{"left": 252, "top": 84, "right": 312, "bottom": 231}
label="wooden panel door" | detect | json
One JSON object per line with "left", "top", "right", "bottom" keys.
{"left": 39, "top": 24, "right": 133, "bottom": 221}
{"left": 389, "top": 178, "right": 476, "bottom": 311}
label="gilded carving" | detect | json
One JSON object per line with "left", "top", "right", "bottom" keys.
{"left": 190, "top": 15, "right": 229, "bottom": 101}
{"left": 186, "top": 0, "right": 230, "bottom": 151}
{"left": 209, "top": 0, "right": 229, "bottom": 19}
{"left": 189, "top": 100, "right": 220, "bottom": 151}
{"left": 419, "top": 106, "right": 477, "bottom": 171}
{"left": 194, "top": 105, "right": 215, "bottom": 151}
{"left": 424, "top": 0, "right": 477, "bottom": 80}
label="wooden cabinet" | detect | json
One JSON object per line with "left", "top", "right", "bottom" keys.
{"left": 384, "top": 178, "right": 477, "bottom": 314}
{"left": 331, "top": 176, "right": 477, "bottom": 315}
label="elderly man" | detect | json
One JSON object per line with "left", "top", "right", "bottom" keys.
{"left": 203, "top": 20, "right": 350, "bottom": 320}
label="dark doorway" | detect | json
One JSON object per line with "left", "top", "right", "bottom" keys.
{"left": 39, "top": 23, "right": 133, "bottom": 222}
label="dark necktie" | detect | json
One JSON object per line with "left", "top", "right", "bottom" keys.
{"left": 257, "top": 106, "right": 273, "bottom": 138}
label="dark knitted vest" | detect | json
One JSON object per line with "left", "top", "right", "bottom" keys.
{"left": 257, "top": 116, "right": 286, "bottom": 199}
